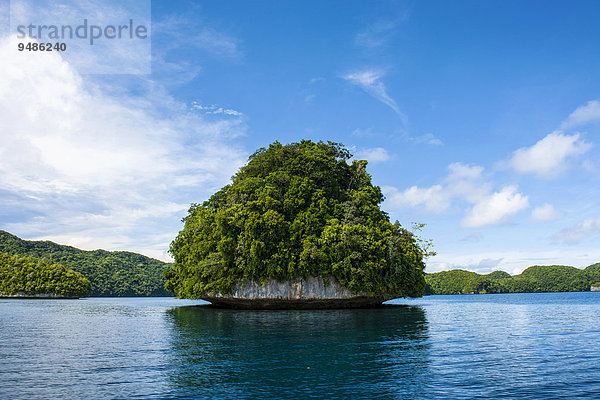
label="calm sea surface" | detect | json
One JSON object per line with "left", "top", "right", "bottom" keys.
{"left": 1, "top": 292, "right": 599, "bottom": 399}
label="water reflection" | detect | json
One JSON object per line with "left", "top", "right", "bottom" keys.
{"left": 165, "top": 305, "right": 430, "bottom": 399}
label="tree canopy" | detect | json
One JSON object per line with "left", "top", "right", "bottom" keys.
{"left": 0, "top": 252, "right": 90, "bottom": 298}
{"left": 166, "top": 140, "right": 428, "bottom": 299}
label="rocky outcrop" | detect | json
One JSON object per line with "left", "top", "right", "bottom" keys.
{"left": 201, "top": 276, "right": 389, "bottom": 309}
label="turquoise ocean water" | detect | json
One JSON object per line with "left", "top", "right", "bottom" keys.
{"left": 1, "top": 292, "right": 599, "bottom": 399}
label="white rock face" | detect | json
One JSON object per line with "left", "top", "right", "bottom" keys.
{"left": 227, "top": 276, "right": 355, "bottom": 299}
{"left": 202, "top": 276, "right": 389, "bottom": 309}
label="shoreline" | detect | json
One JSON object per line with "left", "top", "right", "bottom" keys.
{"left": 0, "top": 293, "right": 81, "bottom": 299}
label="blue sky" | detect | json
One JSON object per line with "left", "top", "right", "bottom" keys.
{"left": 1, "top": 0, "right": 600, "bottom": 274}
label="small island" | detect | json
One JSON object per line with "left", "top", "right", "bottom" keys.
{"left": 0, "top": 252, "right": 90, "bottom": 299}
{"left": 165, "top": 140, "right": 429, "bottom": 308}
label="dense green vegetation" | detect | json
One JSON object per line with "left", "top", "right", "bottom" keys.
{"left": 0, "top": 252, "right": 90, "bottom": 297}
{"left": 0, "top": 231, "right": 171, "bottom": 296}
{"left": 586, "top": 263, "right": 600, "bottom": 287}
{"left": 166, "top": 140, "right": 428, "bottom": 299}
{"left": 425, "top": 264, "right": 600, "bottom": 295}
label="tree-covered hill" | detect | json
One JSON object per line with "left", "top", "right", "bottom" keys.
{"left": 485, "top": 270, "right": 511, "bottom": 280}
{"left": 0, "top": 230, "right": 171, "bottom": 296}
{"left": 424, "top": 269, "right": 505, "bottom": 295}
{"left": 425, "top": 263, "right": 600, "bottom": 295}
{"left": 585, "top": 263, "right": 600, "bottom": 286}
{"left": 0, "top": 252, "right": 90, "bottom": 298}
{"left": 166, "top": 140, "right": 428, "bottom": 299}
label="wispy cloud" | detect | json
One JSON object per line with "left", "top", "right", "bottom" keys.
{"left": 560, "top": 100, "right": 600, "bottom": 129}
{"left": 351, "top": 127, "right": 442, "bottom": 146}
{"left": 153, "top": 15, "right": 242, "bottom": 60}
{"left": 354, "top": 20, "right": 398, "bottom": 49}
{"left": 404, "top": 132, "right": 443, "bottom": 146}
{"left": 554, "top": 217, "right": 600, "bottom": 243}
{"left": 194, "top": 27, "right": 242, "bottom": 59}
{"left": 192, "top": 103, "right": 244, "bottom": 116}
{"left": 150, "top": 14, "right": 242, "bottom": 85}
{"left": 460, "top": 233, "right": 484, "bottom": 243}
{"left": 506, "top": 131, "right": 591, "bottom": 178}
{"left": 343, "top": 69, "right": 407, "bottom": 124}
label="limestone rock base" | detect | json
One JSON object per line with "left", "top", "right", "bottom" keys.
{"left": 201, "top": 276, "right": 389, "bottom": 309}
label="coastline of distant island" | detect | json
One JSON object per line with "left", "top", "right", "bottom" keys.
{"left": 425, "top": 265, "right": 600, "bottom": 295}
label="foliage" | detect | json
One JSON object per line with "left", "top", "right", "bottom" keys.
{"left": 425, "top": 263, "right": 600, "bottom": 295}
{"left": 505, "top": 265, "right": 589, "bottom": 293}
{"left": 0, "top": 252, "right": 90, "bottom": 297}
{"left": 0, "top": 230, "right": 171, "bottom": 296}
{"left": 485, "top": 270, "right": 511, "bottom": 280}
{"left": 166, "top": 140, "right": 427, "bottom": 299}
{"left": 424, "top": 270, "right": 506, "bottom": 295}
{"left": 584, "top": 263, "right": 600, "bottom": 286}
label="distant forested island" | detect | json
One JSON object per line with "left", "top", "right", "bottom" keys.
{"left": 0, "top": 231, "right": 171, "bottom": 297}
{"left": 425, "top": 264, "right": 600, "bottom": 295}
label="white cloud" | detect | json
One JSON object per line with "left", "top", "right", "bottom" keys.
{"left": 194, "top": 28, "right": 241, "bottom": 59}
{"left": 354, "top": 147, "right": 391, "bottom": 163}
{"left": 508, "top": 131, "right": 591, "bottom": 178}
{"left": 385, "top": 162, "right": 529, "bottom": 227}
{"left": 560, "top": 100, "right": 600, "bottom": 129}
{"left": 0, "top": 35, "right": 246, "bottom": 260}
{"left": 532, "top": 204, "right": 559, "bottom": 221}
{"left": 384, "top": 184, "right": 448, "bottom": 212}
{"left": 153, "top": 15, "right": 242, "bottom": 60}
{"left": 461, "top": 186, "right": 529, "bottom": 228}
{"left": 343, "top": 69, "right": 407, "bottom": 124}
{"left": 354, "top": 20, "right": 398, "bottom": 49}
{"left": 351, "top": 128, "right": 376, "bottom": 137}
{"left": 384, "top": 162, "right": 487, "bottom": 213}
{"left": 554, "top": 218, "right": 600, "bottom": 243}
{"left": 414, "top": 133, "right": 443, "bottom": 146}
{"left": 444, "top": 163, "right": 489, "bottom": 203}
{"left": 304, "top": 94, "right": 316, "bottom": 103}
